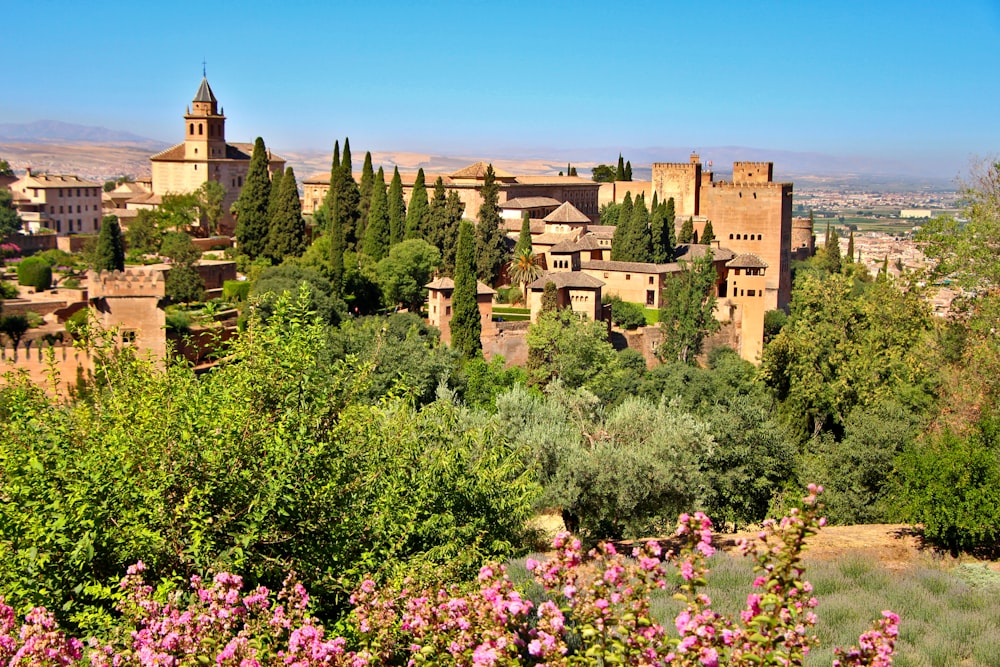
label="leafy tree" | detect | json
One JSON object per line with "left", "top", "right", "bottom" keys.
{"left": 514, "top": 211, "right": 532, "bottom": 256}
{"left": 541, "top": 280, "right": 558, "bottom": 313}
{"left": 265, "top": 167, "right": 306, "bottom": 262}
{"left": 195, "top": 180, "right": 226, "bottom": 236}
{"left": 475, "top": 164, "right": 508, "bottom": 285}
{"left": 405, "top": 168, "right": 429, "bottom": 241}
{"left": 358, "top": 151, "right": 374, "bottom": 226}
{"left": 657, "top": 250, "right": 719, "bottom": 364}
{"left": 375, "top": 239, "right": 440, "bottom": 312}
{"left": 701, "top": 220, "right": 715, "bottom": 245}
{"left": 233, "top": 137, "right": 272, "bottom": 259}
{"left": 507, "top": 248, "right": 542, "bottom": 310}
{"left": 125, "top": 209, "right": 162, "bottom": 256}
{"left": 819, "top": 228, "right": 842, "bottom": 273}
{"left": 607, "top": 296, "right": 646, "bottom": 330}
{"left": 591, "top": 164, "right": 616, "bottom": 183}
{"left": 763, "top": 308, "right": 788, "bottom": 342}
{"left": 679, "top": 216, "right": 694, "bottom": 244}
{"left": 251, "top": 263, "right": 345, "bottom": 326}
{"left": 0, "top": 188, "right": 22, "bottom": 237}
{"left": 526, "top": 309, "right": 617, "bottom": 389}
{"left": 0, "top": 314, "right": 30, "bottom": 350}
{"left": 0, "top": 158, "right": 13, "bottom": 176}
{"left": 450, "top": 220, "right": 481, "bottom": 359}
{"left": 161, "top": 232, "right": 204, "bottom": 304}
{"left": 157, "top": 193, "right": 200, "bottom": 233}
{"left": 387, "top": 166, "right": 405, "bottom": 246}
{"left": 92, "top": 215, "right": 125, "bottom": 272}
{"left": 362, "top": 167, "right": 390, "bottom": 261}
{"left": 599, "top": 202, "right": 621, "bottom": 227}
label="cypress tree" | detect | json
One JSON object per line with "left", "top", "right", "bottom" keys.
{"left": 567, "top": 163, "right": 571, "bottom": 177}
{"left": 388, "top": 166, "right": 406, "bottom": 246}
{"left": 94, "top": 215, "right": 125, "bottom": 272}
{"left": 441, "top": 189, "right": 463, "bottom": 275}
{"left": 405, "top": 168, "right": 429, "bottom": 240}
{"left": 362, "top": 167, "right": 389, "bottom": 261}
{"left": 319, "top": 140, "right": 341, "bottom": 234}
{"left": 359, "top": 151, "right": 375, "bottom": 226}
{"left": 266, "top": 167, "right": 284, "bottom": 228}
{"left": 514, "top": 211, "right": 533, "bottom": 256}
{"left": 823, "top": 229, "right": 842, "bottom": 273}
{"left": 451, "top": 219, "right": 482, "bottom": 358}
{"left": 569, "top": 166, "right": 577, "bottom": 177}
{"left": 234, "top": 137, "right": 272, "bottom": 259}
{"left": 616, "top": 154, "right": 625, "bottom": 181}
{"left": 332, "top": 140, "right": 341, "bottom": 175}
{"left": 541, "top": 281, "right": 559, "bottom": 312}
{"left": 624, "top": 160, "right": 633, "bottom": 181}
{"left": 632, "top": 194, "right": 653, "bottom": 261}
{"left": 337, "top": 138, "right": 361, "bottom": 249}
{"left": 327, "top": 191, "right": 345, "bottom": 294}
{"left": 265, "top": 166, "right": 306, "bottom": 262}
{"left": 620, "top": 191, "right": 634, "bottom": 227}
{"left": 427, "top": 176, "right": 448, "bottom": 258}
{"left": 475, "top": 164, "right": 508, "bottom": 284}
{"left": 611, "top": 193, "right": 634, "bottom": 261}
{"left": 846, "top": 230, "right": 855, "bottom": 263}
{"left": 651, "top": 194, "right": 667, "bottom": 263}
{"left": 679, "top": 216, "right": 694, "bottom": 244}
{"left": 701, "top": 220, "right": 715, "bottom": 245}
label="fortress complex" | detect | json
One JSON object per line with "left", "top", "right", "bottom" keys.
{"left": 150, "top": 77, "right": 285, "bottom": 234}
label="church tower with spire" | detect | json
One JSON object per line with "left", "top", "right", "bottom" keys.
{"left": 184, "top": 77, "right": 227, "bottom": 160}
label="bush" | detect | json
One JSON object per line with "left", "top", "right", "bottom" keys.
{"left": 164, "top": 309, "right": 192, "bottom": 333}
{"left": 65, "top": 308, "right": 89, "bottom": 340}
{"left": 222, "top": 280, "right": 250, "bottom": 302}
{"left": 0, "top": 314, "right": 30, "bottom": 348}
{"left": 16, "top": 256, "right": 52, "bottom": 291}
{"left": 0, "top": 280, "right": 17, "bottom": 299}
{"left": 609, "top": 297, "right": 647, "bottom": 330}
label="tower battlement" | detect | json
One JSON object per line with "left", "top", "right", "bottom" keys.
{"left": 88, "top": 268, "right": 167, "bottom": 299}
{"left": 732, "top": 162, "right": 773, "bottom": 183}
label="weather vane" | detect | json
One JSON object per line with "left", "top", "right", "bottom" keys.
{"left": 202, "top": 58, "right": 207, "bottom": 77}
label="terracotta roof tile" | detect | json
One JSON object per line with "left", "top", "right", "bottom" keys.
{"left": 543, "top": 201, "right": 591, "bottom": 223}
{"left": 528, "top": 272, "right": 604, "bottom": 290}
{"left": 501, "top": 196, "right": 562, "bottom": 209}
{"left": 726, "top": 253, "right": 769, "bottom": 269}
{"left": 450, "top": 162, "right": 515, "bottom": 179}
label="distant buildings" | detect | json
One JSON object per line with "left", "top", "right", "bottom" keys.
{"left": 7, "top": 169, "right": 102, "bottom": 235}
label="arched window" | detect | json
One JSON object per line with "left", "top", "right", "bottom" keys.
{"left": 729, "top": 233, "right": 734, "bottom": 239}
{"left": 189, "top": 123, "right": 194, "bottom": 134}
{"left": 198, "top": 124, "right": 203, "bottom": 135}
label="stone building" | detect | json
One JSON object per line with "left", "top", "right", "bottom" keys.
{"left": 7, "top": 169, "right": 102, "bottom": 235}
{"left": 150, "top": 77, "right": 285, "bottom": 234}
{"left": 425, "top": 276, "right": 496, "bottom": 345}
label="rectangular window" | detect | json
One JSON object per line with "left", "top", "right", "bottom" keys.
{"left": 648, "top": 276, "right": 654, "bottom": 285}
{"left": 625, "top": 274, "right": 631, "bottom": 280}
{"left": 748, "top": 289, "right": 756, "bottom": 297}
{"left": 646, "top": 290, "right": 655, "bottom": 306}
{"left": 446, "top": 306, "right": 451, "bottom": 316}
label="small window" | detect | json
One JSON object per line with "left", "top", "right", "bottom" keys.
{"left": 734, "top": 269, "right": 741, "bottom": 276}
{"left": 190, "top": 123, "right": 195, "bottom": 134}
{"left": 748, "top": 289, "right": 756, "bottom": 297}
{"left": 626, "top": 274, "right": 631, "bottom": 280}
{"left": 741, "top": 289, "right": 745, "bottom": 296}
{"left": 648, "top": 276, "right": 654, "bottom": 285}
{"left": 729, "top": 233, "right": 733, "bottom": 239}
{"left": 446, "top": 306, "right": 452, "bottom": 316}
{"left": 199, "top": 124, "right": 203, "bottom": 135}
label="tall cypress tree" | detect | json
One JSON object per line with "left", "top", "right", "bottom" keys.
{"left": 319, "top": 140, "right": 341, "bottom": 234}
{"left": 387, "top": 167, "right": 406, "bottom": 246}
{"left": 611, "top": 193, "right": 634, "bottom": 261}
{"left": 651, "top": 193, "right": 667, "bottom": 263}
{"left": 265, "top": 167, "right": 306, "bottom": 262}
{"left": 701, "top": 220, "right": 715, "bottom": 245}
{"left": 427, "top": 176, "right": 448, "bottom": 260}
{"left": 358, "top": 151, "right": 375, "bottom": 227}
{"left": 475, "top": 164, "right": 508, "bottom": 284}
{"left": 450, "top": 219, "right": 482, "bottom": 359}
{"left": 514, "top": 211, "right": 533, "bottom": 256}
{"left": 328, "top": 195, "right": 345, "bottom": 294}
{"left": 620, "top": 191, "right": 634, "bottom": 228}
{"left": 362, "top": 167, "right": 390, "bottom": 261}
{"left": 234, "top": 137, "right": 272, "bottom": 259}
{"left": 664, "top": 197, "right": 676, "bottom": 252}
{"left": 266, "top": 167, "right": 284, "bottom": 227}
{"left": 616, "top": 154, "right": 626, "bottom": 181}
{"left": 679, "top": 217, "right": 694, "bottom": 244}
{"left": 441, "top": 189, "right": 463, "bottom": 275}
{"left": 632, "top": 194, "right": 653, "bottom": 261}
{"left": 337, "top": 138, "right": 361, "bottom": 250}
{"left": 94, "top": 215, "right": 125, "bottom": 272}
{"left": 405, "top": 168, "right": 429, "bottom": 240}
{"left": 624, "top": 160, "right": 633, "bottom": 181}
{"left": 846, "top": 230, "right": 855, "bottom": 263}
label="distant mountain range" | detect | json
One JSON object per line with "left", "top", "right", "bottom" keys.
{"left": 0, "top": 120, "right": 167, "bottom": 148}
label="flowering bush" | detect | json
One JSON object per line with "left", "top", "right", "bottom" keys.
{"left": 0, "top": 487, "right": 897, "bottom": 666}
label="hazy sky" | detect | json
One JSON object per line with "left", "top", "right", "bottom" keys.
{"left": 3, "top": 0, "right": 998, "bottom": 175}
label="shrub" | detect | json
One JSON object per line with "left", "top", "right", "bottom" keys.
{"left": 16, "top": 256, "right": 52, "bottom": 291}
{"left": 223, "top": 280, "right": 251, "bottom": 302}
{"left": 609, "top": 296, "right": 647, "bottom": 330}
{"left": 0, "top": 281, "right": 17, "bottom": 299}
{"left": 164, "top": 309, "right": 192, "bottom": 333}
{"left": 0, "top": 314, "right": 30, "bottom": 348}
{"left": 65, "top": 308, "right": 89, "bottom": 340}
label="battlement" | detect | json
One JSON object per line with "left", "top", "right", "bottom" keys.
{"left": 88, "top": 268, "right": 167, "bottom": 299}
{"left": 652, "top": 162, "right": 700, "bottom": 171}
{"left": 707, "top": 180, "right": 792, "bottom": 191}
{"left": 792, "top": 217, "right": 814, "bottom": 229}
{"left": 732, "top": 162, "right": 773, "bottom": 183}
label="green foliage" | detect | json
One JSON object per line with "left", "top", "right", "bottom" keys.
{"left": 362, "top": 167, "right": 390, "bottom": 261}
{"left": 650, "top": 195, "right": 675, "bottom": 263}
{"left": 514, "top": 211, "right": 532, "bottom": 256}
{"left": 16, "top": 256, "right": 52, "bottom": 291}
{"left": 0, "top": 187, "right": 22, "bottom": 236}
{"left": 125, "top": 209, "right": 162, "bottom": 256}
{"left": 608, "top": 296, "right": 646, "bottom": 330}
{"left": 450, "top": 220, "right": 482, "bottom": 359}
{"left": 358, "top": 151, "right": 375, "bottom": 226}
{"left": 616, "top": 153, "right": 626, "bottom": 181}
{"left": 375, "top": 239, "right": 440, "bottom": 312}
{"left": 657, "top": 250, "right": 719, "bottom": 364}
{"left": 763, "top": 308, "right": 788, "bottom": 342}
{"left": 475, "top": 165, "right": 507, "bottom": 285}
{"left": 233, "top": 137, "right": 272, "bottom": 259}
{"left": 507, "top": 248, "right": 542, "bottom": 304}
{"left": 92, "top": 216, "right": 125, "bottom": 272}
{"left": 0, "top": 289, "right": 538, "bottom": 628}
{"left": 387, "top": 166, "right": 405, "bottom": 247}
{"left": 404, "top": 168, "right": 429, "bottom": 241}
{"left": 591, "top": 164, "right": 616, "bottom": 183}
{"left": 164, "top": 308, "right": 193, "bottom": 333}
{"left": 898, "top": 415, "right": 1000, "bottom": 553}
{"left": 0, "top": 314, "right": 30, "bottom": 349}
{"left": 701, "top": 220, "right": 715, "bottom": 245}
{"left": 222, "top": 280, "right": 250, "bottom": 302}
{"left": 611, "top": 194, "right": 652, "bottom": 262}
{"left": 160, "top": 232, "right": 200, "bottom": 265}
{"left": 457, "top": 355, "right": 526, "bottom": 411}
{"left": 251, "top": 263, "right": 345, "bottom": 326}
{"left": 265, "top": 167, "right": 306, "bottom": 262}
{"left": 819, "top": 228, "right": 842, "bottom": 273}
{"left": 165, "top": 264, "right": 205, "bottom": 305}
{"left": 195, "top": 179, "right": 226, "bottom": 235}
{"left": 599, "top": 202, "right": 620, "bottom": 227}
{"left": 679, "top": 216, "right": 694, "bottom": 244}
{"left": 526, "top": 309, "right": 622, "bottom": 391}
{"left": 541, "top": 281, "right": 558, "bottom": 313}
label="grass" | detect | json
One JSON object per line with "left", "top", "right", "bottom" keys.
{"left": 493, "top": 306, "right": 530, "bottom": 315}
{"left": 645, "top": 551, "right": 1000, "bottom": 666}
{"left": 644, "top": 308, "right": 659, "bottom": 325}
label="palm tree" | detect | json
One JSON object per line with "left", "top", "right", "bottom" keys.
{"left": 507, "top": 248, "right": 543, "bottom": 307}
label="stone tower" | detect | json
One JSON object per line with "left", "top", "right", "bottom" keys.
{"left": 184, "top": 77, "right": 227, "bottom": 161}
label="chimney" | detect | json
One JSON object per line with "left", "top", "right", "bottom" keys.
{"left": 26, "top": 167, "right": 32, "bottom": 177}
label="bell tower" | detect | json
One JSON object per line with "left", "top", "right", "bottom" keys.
{"left": 184, "top": 76, "right": 227, "bottom": 160}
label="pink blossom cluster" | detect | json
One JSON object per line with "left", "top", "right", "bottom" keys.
{"left": 0, "top": 488, "right": 897, "bottom": 666}
{"left": 0, "top": 242, "right": 20, "bottom": 259}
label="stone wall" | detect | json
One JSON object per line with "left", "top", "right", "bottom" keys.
{"left": 651, "top": 161, "right": 701, "bottom": 217}
{"left": 0, "top": 342, "right": 93, "bottom": 395}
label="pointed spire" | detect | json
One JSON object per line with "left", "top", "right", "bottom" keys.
{"left": 193, "top": 77, "right": 217, "bottom": 103}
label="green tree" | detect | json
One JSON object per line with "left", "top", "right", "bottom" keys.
{"left": 266, "top": 166, "right": 284, "bottom": 228}
{"left": 234, "top": 137, "right": 272, "bottom": 259}
{"left": 450, "top": 220, "right": 481, "bottom": 359}
{"left": 650, "top": 195, "right": 676, "bottom": 263}
{"left": 358, "top": 151, "right": 375, "bottom": 226}
{"left": 362, "top": 167, "right": 390, "bottom": 261}
{"left": 0, "top": 188, "right": 23, "bottom": 237}
{"left": 441, "top": 190, "right": 464, "bottom": 275}
{"left": 328, "top": 200, "right": 346, "bottom": 294}
{"left": 820, "top": 228, "right": 842, "bottom": 273}
{"left": 679, "top": 216, "right": 694, "bottom": 244}
{"left": 375, "top": 239, "right": 440, "bottom": 312}
{"left": 387, "top": 166, "right": 406, "bottom": 246}
{"left": 252, "top": 264, "right": 344, "bottom": 325}
{"left": 126, "top": 209, "right": 163, "bottom": 256}
{"left": 507, "top": 248, "right": 543, "bottom": 310}
{"left": 426, "top": 176, "right": 449, "bottom": 262}
{"left": 475, "top": 164, "right": 507, "bottom": 285}
{"left": 93, "top": 215, "right": 125, "bottom": 272}
{"left": 527, "top": 309, "right": 617, "bottom": 388}
{"left": 616, "top": 154, "right": 625, "bottom": 181}
{"left": 405, "top": 168, "right": 429, "bottom": 241}
{"left": 0, "top": 158, "right": 13, "bottom": 176}
{"left": 541, "top": 281, "right": 558, "bottom": 313}
{"left": 611, "top": 193, "right": 651, "bottom": 262}
{"left": 701, "top": 220, "right": 715, "bottom": 245}
{"left": 0, "top": 314, "right": 30, "bottom": 350}
{"left": 195, "top": 180, "right": 226, "bottom": 236}
{"left": 599, "top": 202, "right": 621, "bottom": 227}
{"left": 265, "top": 167, "right": 306, "bottom": 262}
{"left": 591, "top": 164, "right": 616, "bottom": 183}
{"left": 161, "top": 232, "right": 204, "bottom": 304}
{"left": 657, "top": 250, "right": 719, "bottom": 364}
{"left": 157, "top": 192, "right": 200, "bottom": 232}
{"left": 514, "top": 211, "right": 532, "bottom": 256}
{"left": 338, "top": 138, "right": 362, "bottom": 249}
{"left": 16, "top": 256, "right": 51, "bottom": 291}
{"left": 624, "top": 160, "right": 632, "bottom": 181}
{"left": 846, "top": 229, "right": 855, "bottom": 263}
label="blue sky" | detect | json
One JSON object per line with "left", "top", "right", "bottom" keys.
{"left": 3, "top": 0, "right": 998, "bottom": 177}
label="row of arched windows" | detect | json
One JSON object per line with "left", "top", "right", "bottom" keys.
{"left": 729, "top": 233, "right": 762, "bottom": 241}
